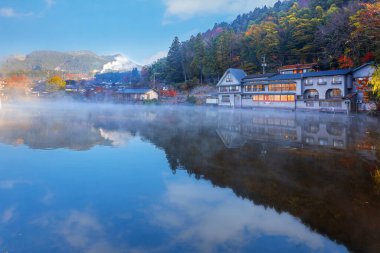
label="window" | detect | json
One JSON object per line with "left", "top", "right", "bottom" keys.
{"left": 305, "top": 79, "right": 313, "bottom": 86}
{"left": 287, "top": 95, "right": 295, "bottom": 101}
{"left": 319, "top": 138, "right": 329, "bottom": 146}
{"left": 326, "top": 89, "right": 342, "bottom": 99}
{"left": 268, "top": 83, "right": 296, "bottom": 92}
{"left": 333, "top": 140, "right": 344, "bottom": 148}
{"left": 245, "top": 85, "right": 253, "bottom": 92}
{"left": 332, "top": 76, "right": 342, "bottom": 84}
{"left": 305, "top": 137, "right": 314, "bottom": 144}
{"left": 220, "top": 87, "right": 229, "bottom": 92}
{"left": 226, "top": 74, "right": 233, "bottom": 82}
{"left": 221, "top": 95, "right": 230, "bottom": 103}
{"left": 254, "top": 85, "right": 264, "bottom": 92}
{"left": 230, "top": 86, "right": 239, "bottom": 92}
{"left": 304, "top": 89, "right": 319, "bottom": 99}
{"left": 252, "top": 94, "right": 294, "bottom": 102}
{"left": 318, "top": 78, "right": 327, "bottom": 85}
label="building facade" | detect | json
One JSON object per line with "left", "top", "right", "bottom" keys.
{"left": 217, "top": 64, "right": 374, "bottom": 113}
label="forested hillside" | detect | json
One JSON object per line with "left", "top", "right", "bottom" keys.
{"left": 143, "top": 0, "right": 379, "bottom": 87}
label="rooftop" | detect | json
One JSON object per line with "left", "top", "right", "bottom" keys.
{"left": 243, "top": 73, "right": 277, "bottom": 80}
{"left": 228, "top": 68, "right": 247, "bottom": 82}
{"left": 278, "top": 63, "right": 317, "bottom": 71}
{"left": 117, "top": 88, "right": 154, "bottom": 94}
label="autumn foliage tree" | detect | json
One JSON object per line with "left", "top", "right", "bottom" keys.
{"left": 350, "top": 2, "right": 380, "bottom": 63}
{"left": 370, "top": 66, "right": 380, "bottom": 99}
{"left": 47, "top": 76, "right": 66, "bottom": 92}
{"left": 5, "top": 74, "right": 32, "bottom": 93}
{"left": 338, "top": 55, "right": 354, "bottom": 69}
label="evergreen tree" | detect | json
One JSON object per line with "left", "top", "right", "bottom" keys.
{"left": 166, "top": 37, "right": 184, "bottom": 83}
{"left": 191, "top": 33, "right": 205, "bottom": 83}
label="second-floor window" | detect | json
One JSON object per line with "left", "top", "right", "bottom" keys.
{"left": 318, "top": 78, "right": 327, "bottom": 85}
{"left": 245, "top": 85, "right": 264, "bottom": 92}
{"left": 219, "top": 86, "right": 239, "bottom": 92}
{"left": 305, "top": 79, "right": 313, "bottom": 85}
{"left": 230, "top": 86, "right": 239, "bottom": 92}
{"left": 268, "top": 83, "right": 296, "bottom": 92}
{"left": 332, "top": 76, "right": 342, "bottom": 84}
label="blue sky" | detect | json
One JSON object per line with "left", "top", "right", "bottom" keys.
{"left": 0, "top": 0, "right": 277, "bottom": 64}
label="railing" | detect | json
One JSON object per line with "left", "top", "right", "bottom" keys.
{"left": 304, "top": 95, "right": 319, "bottom": 100}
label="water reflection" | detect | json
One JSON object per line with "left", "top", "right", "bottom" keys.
{"left": 0, "top": 104, "right": 379, "bottom": 253}
{"left": 151, "top": 178, "right": 347, "bottom": 253}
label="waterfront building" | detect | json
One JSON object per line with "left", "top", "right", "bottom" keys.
{"left": 115, "top": 88, "right": 158, "bottom": 102}
{"left": 216, "top": 68, "right": 247, "bottom": 107}
{"left": 217, "top": 63, "right": 374, "bottom": 113}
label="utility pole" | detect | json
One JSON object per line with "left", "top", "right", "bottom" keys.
{"left": 261, "top": 55, "right": 267, "bottom": 74}
{"left": 153, "top": 72, "right": 160, "bottom": 89}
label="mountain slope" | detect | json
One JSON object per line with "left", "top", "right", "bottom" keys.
{"left": 1, "top": 50, "right": 140, "bottom": 74}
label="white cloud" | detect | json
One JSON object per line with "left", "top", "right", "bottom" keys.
{"left": 148, "top": 179, "right": 346, "bottom": 252}
{"left": 163, "top": 0, "right": 277, "bottom": 20}
{"left": 141, "top": 51, "right": 167, "bottom": 66}
{"left": 0, "top": 0, "right": 54, "bottom": 18}
{"left": 45, "top": 0, "right": 55, "bottom": 8}
{"left": 0, "top": 7, "right": 32, "bottom": 17}
{"left": 1, "top": 207, "right": 16, "bottom": 223}
{"left": 0, "top": 8, "right": 16, "bottom": 17}
{"left": 99, "top": 129, "right": 133, "bottom": 147}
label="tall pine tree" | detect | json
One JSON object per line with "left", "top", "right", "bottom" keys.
{"left": 166, "top": 37, "right": 184, "bottom": 83}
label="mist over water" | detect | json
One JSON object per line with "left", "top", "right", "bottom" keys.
{"left": 0, "top": 102, "right": 379, "bottom": 253}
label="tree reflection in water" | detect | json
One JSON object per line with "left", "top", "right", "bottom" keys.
{"left": 0, "top": 104, "right": 379, "bottom": 253}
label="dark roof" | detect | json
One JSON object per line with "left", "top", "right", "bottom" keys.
{"left": 117, "top": 88, "right": 154, "bottom": 94}
{"left": 269, "top": 74, "right": 302, "bottom": 80}
{"left": 279, "top": 63, "right": 317, "bottom": 70}
{"left": 303, "top": 69, "right": 351, "bottom": 77}
{"left": 268, "top": 69, "right": 352, "bottom": 81}
{"left": 352, "top": 62, "right": 375, "bottom": 72}
{"left": 228, "top": 68, "right": 247, "bottom": 82}
{"left": 243, "top": 73, "right": 277, "bottom": 80}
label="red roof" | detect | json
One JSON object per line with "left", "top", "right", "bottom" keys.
{"left": 279, "top": 63, "right": 317, "bottom": 71}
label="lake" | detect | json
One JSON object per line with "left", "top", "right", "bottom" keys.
{"left": 0, "top": 103, "right": 379, "bottom": 253}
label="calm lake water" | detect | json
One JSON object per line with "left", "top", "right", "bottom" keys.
{"left": 0, "top": 103, "right": 379, "bottom": 253}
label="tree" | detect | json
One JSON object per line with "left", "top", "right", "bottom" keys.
{"left": 244, "top": 21, "right": 281, "bottom": 71}
{"left": 315, "top": 3, "right": 359, "bottom": 68}
{"left": 166, "top": 37, "right": 184, "bottom": 83}
{"left": 130, "top": 68, "right": 140, "bottom": 85}
{"left": 279, "top": 3, "right": 323, "bottom": 64}
{"left": 47, "top": 75, "right": 66, "bottom": 92}
{"left": 350, "top": 2, "right": 380, "bottom": 63}
{"left": 215, "top": 30, "right": 241, "bottom": 74}
{"left": 371, "top": 66, "right": 380, "bottom": 99}
{"left": 338, "top": 55, "right": 354, "bottom": 69}
{"left": 191, "top": 33, "right": 205, "bottom": 83}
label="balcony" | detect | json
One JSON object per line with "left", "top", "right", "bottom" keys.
{"left": 317, "top": 81, "right": 327, "bottom": 85}
{"left": 332, "top": 81, "right": 342, "bottom": 85}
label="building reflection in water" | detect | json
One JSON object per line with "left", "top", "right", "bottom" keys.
{"left": 0, "top": 105, "right": 379, "bottom": 253}
{"left": 216, "top": 110, "right": 349, "bottom": 151}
